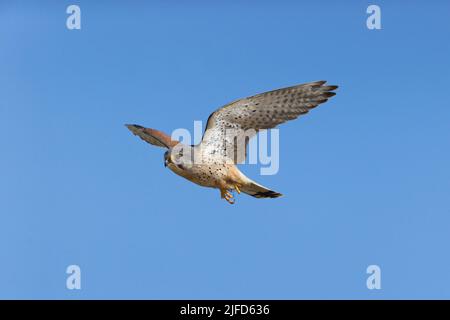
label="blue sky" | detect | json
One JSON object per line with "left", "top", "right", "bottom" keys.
{"left": 1, "top": 0, "right": 449, "bottom": 299}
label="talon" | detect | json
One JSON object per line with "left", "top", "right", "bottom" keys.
{"left": 225, "top": 195, "right": 235, "bottom": 204}
{"left": 235, "top": 185, "right": 241, "bottom": 194}
{"left": 221, "top": 189, "right": 235, "bottom": 204}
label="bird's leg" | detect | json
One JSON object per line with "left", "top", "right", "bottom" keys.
{"left": 225, "top": 191, "right": 235, "bottom": 204}
{"left": 220, "top": 188, "right": 235, "bottom": 204}
{"left": 235, "top": 184, "right": 241, "bottom": 194}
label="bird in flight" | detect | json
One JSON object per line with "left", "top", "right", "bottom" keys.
{"left": 126, "top": 81, "right": 338, "bottom": 204}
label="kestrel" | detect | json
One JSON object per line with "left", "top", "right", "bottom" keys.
{"left": 126, "top": 81, "right": 338, "bottom": 204}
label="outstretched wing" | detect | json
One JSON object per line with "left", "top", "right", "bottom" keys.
{"left": 200, "top": 81, "right": 338, "bottom": 163}
{"left": 126, "top": 124, "right": 179, "bottom": 149}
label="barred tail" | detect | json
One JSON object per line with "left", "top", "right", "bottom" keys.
{"left": 240, "top": 180, "right": 282, "bottom": 199}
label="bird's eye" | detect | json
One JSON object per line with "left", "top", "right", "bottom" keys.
{"left": 178, "top": 150, "right": 183, "bottom": 157}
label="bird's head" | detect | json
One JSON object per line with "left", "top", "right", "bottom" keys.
{"left": 164, "top": 144, "right": 194, "bottom": 172}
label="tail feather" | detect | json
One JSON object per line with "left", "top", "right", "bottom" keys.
{"left": 240, "top": 181, "right": 282, "bottom": 199}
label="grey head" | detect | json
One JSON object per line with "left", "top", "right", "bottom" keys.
{"left": 164, "top": 144, "right": 195, "bottom": 170}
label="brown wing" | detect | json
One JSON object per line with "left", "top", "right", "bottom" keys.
{"left": 126, "top": 124, "right": 179, "bottom": 149}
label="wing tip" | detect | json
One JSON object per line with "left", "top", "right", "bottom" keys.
{"left": 254, "top": 190, "right": 283, "bottom": 198}
{"left": 310, "top": 81, "right": 339, "bottom": 91}
{"left": 125, "top": 124, "right": 145, "bottom": 136}
{"left": 125, "top": 124, "right": 141, "bottom": 128}
{"left": 326, "top": 85, "right": 339, "bottom": 91}
{"left": 312, "top": 80, "right": 327, "bottom": 86}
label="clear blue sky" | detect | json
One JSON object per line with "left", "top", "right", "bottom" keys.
{"left": 1, "top": 0, "right": 449, "bottom": 299}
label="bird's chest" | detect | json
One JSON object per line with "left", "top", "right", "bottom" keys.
{"left": 168, "top": 163, "right": 229, "bottom": 188}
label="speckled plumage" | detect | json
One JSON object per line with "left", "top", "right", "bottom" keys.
{"left": 126, "top": 81, "right": 338, "bottom": 204}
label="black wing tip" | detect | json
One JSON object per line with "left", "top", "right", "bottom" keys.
{"left": 313, "top": 80, "right": 327, "bottom": 86}
{"left": 324, "top": 85, "right": 338, "bottom": 91}
{"left": 254, "top": 190, "right": 283, "bottom": 198}
{"left": 125, "top": 124, "right": 144, "bottom": 135}
{"left": 310, "top": 81, "right": 338, "bottom": 91}
{"left": 125, "top": 124, "right": 143, "bottom": 129}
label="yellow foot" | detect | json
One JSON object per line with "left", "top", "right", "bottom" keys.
{"left": 235, "top": 185, "right": 241, "bottom": 194}
{"left": 220, "top": 189, "right": 235, "bottom": 204}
